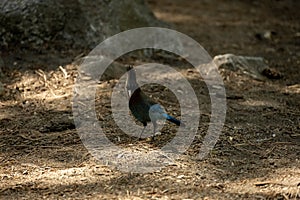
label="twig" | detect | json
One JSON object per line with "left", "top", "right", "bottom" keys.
{"left": 35, "top": 69, "right": 48, "bottom": 86}
{"left": 254, "top": 181, "right": 284, "bottom": 187}
{"left": 59, "top": 66, "right": 69, "bottom": 79}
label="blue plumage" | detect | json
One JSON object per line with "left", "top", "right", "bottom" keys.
{"left": 164, "top": 114, "right": 182, "bottom": 126}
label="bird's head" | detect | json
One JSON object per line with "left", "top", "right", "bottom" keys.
{"left": 125, "top": 65, "right": 139, "bottom": 98}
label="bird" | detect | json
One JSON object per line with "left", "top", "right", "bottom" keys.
{"left": 125, "top": 65, "right": 184, "bottom": 139}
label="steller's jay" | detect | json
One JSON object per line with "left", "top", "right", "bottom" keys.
{"left": 125, "top": 66, "right": 184, "bottom": 138}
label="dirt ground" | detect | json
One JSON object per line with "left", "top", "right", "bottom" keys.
{"left": 0, "top": 0, "right": 300, "bottom": 199}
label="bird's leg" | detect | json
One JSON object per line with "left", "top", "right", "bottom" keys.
{"left": 152, "top": 121, "right": 157, "bottom": 139}
{"left": 138, "top": 125, "right": 146, "bottom": 139}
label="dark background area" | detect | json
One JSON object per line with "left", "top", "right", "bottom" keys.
{"left": 0, "top": 0, "right": 299, "bottom": 199}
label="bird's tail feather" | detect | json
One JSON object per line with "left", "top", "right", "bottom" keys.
{"left": 163, "top": 113, "right": 184, "bottom": 126}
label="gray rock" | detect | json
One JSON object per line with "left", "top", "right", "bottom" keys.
{"left": 0, "top": 0, "right": 66, "bottom": 47}
{"left": 214, "top": 54, "right": 269, "bottom": 81}
{"left": 0, "top": 0, "right": 166, "bottom": 49}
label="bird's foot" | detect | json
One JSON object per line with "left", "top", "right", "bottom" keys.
{"left": 146, "top": 132, "right": 162, "bottom": 142}
{"left": 154, "top": 131, "right": 162, "bottom": 136}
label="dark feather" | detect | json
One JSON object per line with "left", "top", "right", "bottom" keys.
{"left": 125, "top": 66, "right": 184, "bottom": 136}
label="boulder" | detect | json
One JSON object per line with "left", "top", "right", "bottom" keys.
{"left": 214, "top": 54, "right": 282, "bottom": 80}
{"left": 0, "top": 0, "right": 166, "bottom": 49}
